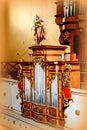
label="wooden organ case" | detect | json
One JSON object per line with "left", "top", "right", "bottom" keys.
{"left": 20, "top": 45, "right": 80, "bottom": 127}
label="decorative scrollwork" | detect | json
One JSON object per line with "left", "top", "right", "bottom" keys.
{"left": 62, "top": 64, "right": 73, "bottom": 110}
{"left": 16, "top": 63, "right": 22, "bottom": 80}
{"left": 62, "top": 64, "right": 72, "bottom": 87}
{"left": 48, "top": 72, "right": 57, "bottom": 89}
{"left": 59, "top": 31, "right": 71, "bottom": 45}
{"left": 34, "top": 57, "right": 45, "bottom": 67}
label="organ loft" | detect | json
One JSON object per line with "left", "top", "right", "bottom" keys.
{"left": 55, "top": 0, "right": 87, "bottom": 85}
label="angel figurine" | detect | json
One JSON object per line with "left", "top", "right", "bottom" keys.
{"left": 33, "top": 15, "right": 46, "bottom": 45}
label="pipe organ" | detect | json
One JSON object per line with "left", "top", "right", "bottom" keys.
{"left": 55, "top": 0, "right": 87, "bottom": 47}
{"left": 55, "top": 0, "right": 87, "bottom": 19}
{"left": 20, "top": 45, "right": 80, "bottom": 127}
{"left": 55, "top": 0, "right": 87, "bottom": 86}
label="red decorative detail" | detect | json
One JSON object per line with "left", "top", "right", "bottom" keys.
{"left": 63, "top": 86, "right": 71, "bottom": 99}
{"left": 18, "top": 80, "right": 23, "bottom": 90}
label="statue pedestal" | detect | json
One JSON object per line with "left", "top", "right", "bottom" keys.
{"left": 29, "top": 45, "right": 66, "bottom": 61}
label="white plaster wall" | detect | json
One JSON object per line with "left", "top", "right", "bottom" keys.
{"left": 6, "top": 0, "right": 61, "bottom": 61}
{"left": 0, "top": 78, "right": 21, "bottom": 112}
{"left": 0, "top": 0, "right": 6, "bottom": 61}
{"left": 65, "top": 88, "right": 87, "bottom": 130}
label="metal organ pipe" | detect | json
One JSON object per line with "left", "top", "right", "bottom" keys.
{"left": 63, "top": 0, "right": 76, "bottom": 17}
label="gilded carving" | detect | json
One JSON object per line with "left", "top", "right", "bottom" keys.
{"left": 62, "top": 64, "right": 73, "bottom": 110}
{"left": 32, "top": 112, "right": 45, "bottom": 122}
{"left": 34, "top": 57, "right": 45, "bottom": 67}
{"left": 59, "top": 31, "right": 71, "bottom": 45}
{"left": 49, "top": 108, "right": 56, "bottom": 117}
{"left": 58, "top": 72, "right": 63, "bottom": 118}
{"left": 62, "top": 64, "right": 72, "bottom": 87}
{"left": 32, "top": 104, "right": 46, "bottom": 114}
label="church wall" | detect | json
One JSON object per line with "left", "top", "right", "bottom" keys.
{"left": 5, "top": 0, "right": 62, "bottom": 61}
{"left": 0, "top": 0, "right": 6, "bottom": 61}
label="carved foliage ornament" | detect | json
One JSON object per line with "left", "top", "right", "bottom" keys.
{"left": 59, "top": 31, "right": 71, "bottom": 45}
{"left": 62, "top": 64, "right": 73, "bottom": 109}
{"left": 34, "top": 57, "right": 45, "bottom": 67}
{"left": 62, "top": 64, "right": 72, "bottom": 87}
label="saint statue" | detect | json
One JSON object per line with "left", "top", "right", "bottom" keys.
{"left": 33, "top": 15, "right": 46, "bottom": 45}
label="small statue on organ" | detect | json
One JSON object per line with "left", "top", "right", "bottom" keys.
{"left": 33, "top": 15, "right": 46, "bottom": 45}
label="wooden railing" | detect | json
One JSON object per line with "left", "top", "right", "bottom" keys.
{"left": 0, "top": 62, "right": 18, "bottom": 79}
